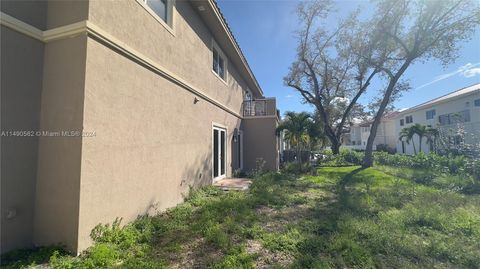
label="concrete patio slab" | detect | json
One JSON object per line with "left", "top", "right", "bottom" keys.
{"left": 213, "top": 178, "right": 252, "bottom": 191}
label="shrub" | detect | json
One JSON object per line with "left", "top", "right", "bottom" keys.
{"left": 90, "top": 218, "right": 140, "bottom": 249}
{"left": 374, "top": 152, "right": 480, "bottom": 183}
{"left": 0, "top": 246, "right": 66, "bottom": 268}
{"left": 282, "top": 162, "right": 315, "bottom": 175}
{"left": 376, "top": 143, "right": 396, "bottom": 154}
{"left": 318, "top": 149, "right": 364, "bottom": 167}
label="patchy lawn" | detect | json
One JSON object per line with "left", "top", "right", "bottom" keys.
{"left": 3, "top": 166, "right": 480, "bottom": 269}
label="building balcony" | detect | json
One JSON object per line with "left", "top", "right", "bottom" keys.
{"left": 243, "top": 98, "right": 277, "bottom": 117}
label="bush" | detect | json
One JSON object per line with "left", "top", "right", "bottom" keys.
{"left": 282, "top": 162, "right": 315, "bottom": 175}
{"left": 374, "top": 152, "right": 480, "bottom": 181}
{"left": 376, "top": 144, "right": 396, "bottom": 154}
{"left": 319, "top": 149, "right": 364, "bottom": 167}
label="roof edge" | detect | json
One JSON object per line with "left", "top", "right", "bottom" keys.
{"left": 397, "top": 83, "right": 480, "bottom": 116}
{"left": 206, "top": 0, "right": 264, "bottom": 96}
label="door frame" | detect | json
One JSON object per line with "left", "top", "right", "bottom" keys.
{"left": 212, "top": 123, "right": 227, "bottom": 182}
{"left": 238, "top": 130, "right": 243, "bottom": 171}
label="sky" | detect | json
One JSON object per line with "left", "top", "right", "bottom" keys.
{"left": 216, "top": 0, "right": 480, "bottom": 115}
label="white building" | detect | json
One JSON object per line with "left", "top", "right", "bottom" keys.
{"left": 394, "top": 84, "right": 480, "bottom": 155}
{"left": 342, "top": 112, "right": 399, "bottom": 151}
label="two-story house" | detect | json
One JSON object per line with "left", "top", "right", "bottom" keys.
{"left": 394, "top": 84, "right": 480, "bottom": 155}
{"left": 1, "top": 0, "right": 280, "bottom": 254}
{"left": 342, "top": 112, "right": 399, "bottom": 152}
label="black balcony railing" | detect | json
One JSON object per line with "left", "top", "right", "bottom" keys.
{"left": 243, "top": 99, "right": 278, "bottom": 117}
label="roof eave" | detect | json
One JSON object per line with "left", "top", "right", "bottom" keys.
{"left": 395, "top": 85, "right": 480, "bottom": 116}
{"left": 189, "top": 0, "right": 264, "bottom": 98}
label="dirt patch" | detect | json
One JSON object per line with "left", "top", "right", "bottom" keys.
{"left": 246, "top": 239, "right": 294, "bottom": 268}
{"left": 158, "top": 237, "right": 222, "bottom": 269}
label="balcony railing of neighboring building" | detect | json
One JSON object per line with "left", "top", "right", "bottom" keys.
{"left": 243, "top": 99, "right": 277, "bottom": 117}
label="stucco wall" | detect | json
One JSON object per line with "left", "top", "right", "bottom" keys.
{"left": 0, "top": 0, "right": 47, "bottom": 30}
{"left": 242, "top": 117, "right": 278, "bottom": 172}
{"left": 46, "top": 0, "right": 89, "bottom": 29}
{"left": 373, "top": 120, "right": 397, "bottom": 149}
{"left": 0, "top": 26, "right": 44, "bottom": 253}
{"left": 73, "top": 0, "right": 251, "bottom": 251}
{"left": 33, "top": 35, "right": 88, "bottom": 253}
{"left": 87, "top": 0, "right": 251, "bottom": 110}
{"left": 77, "top": 35, "right": 242, "bottom": 251}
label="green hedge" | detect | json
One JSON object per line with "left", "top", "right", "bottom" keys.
{"left": 319, "top": 149, "right": 364, "bottom": 166}
{"left": 374, "top": 152, "right": 479, "bottom": 180}
{"left": 318, "top": 150, "right": 479, "bottom": 180}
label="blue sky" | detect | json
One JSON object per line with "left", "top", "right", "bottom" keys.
{"left": 217, "top": 0, "right": 480, "bottom": 114}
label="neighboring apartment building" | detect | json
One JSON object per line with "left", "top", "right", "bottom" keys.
{"left": 1, "top": 0, "right": 280, "bottom": 254}
{"left": 394, "top": 84, "right": 480, "bottom": 155}
{"left": 342, "top": 112, "right": 399, "bottom": 151}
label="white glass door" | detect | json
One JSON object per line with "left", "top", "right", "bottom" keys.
{"left": 213, "top": 127, "right": 226, "bottom": 181}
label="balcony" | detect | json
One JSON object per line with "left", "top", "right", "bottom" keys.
{"left": 243, "top": 99, "right": 277, "bottom": 117}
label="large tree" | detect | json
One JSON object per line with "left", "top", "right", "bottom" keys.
{"left": 362, "top": 0, "right": 480, "bottom": 167}
{"left": 285, "top": 0, "right": 380, "bottom": 154}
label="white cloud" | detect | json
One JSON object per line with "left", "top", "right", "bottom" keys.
{"left": 415, "top": 62, "right": 480, "bottom": 90}
{"left": 285, "top": 95, "right": 293, "bottom": 98}
{"left": 463, "top": 67, "right": 480, "bottom": 78}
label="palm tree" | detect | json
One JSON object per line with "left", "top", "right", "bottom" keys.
{"left": 412, "top": 124, "right": 427, "bottom": 153}
{"left": 276, "top": 112, "right": 313, "bottom": 163}
{"left": 306, "top": 114, "right": 327, "bottom": 151}
{"left": 399, "top": 126, "right": 416, "bottom": 154}
{"left": 425, "top": 126, "right": 439, "bottom": 153}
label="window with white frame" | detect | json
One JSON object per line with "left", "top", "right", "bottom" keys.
{"left": 475, "top": 99, "right": 480, "bottom": 107}
{"left": 426, "top": 109, "right": 435, "bottom": 120}
{"left": 212, "top": 44, "right": 227, "bottom": 81}
{"left": 144, "top": 0, "right": 173, "bottom": 26}
{"left": 405, "top": 115, "right": 413, "bottom": 124}
{"left": 438, "top": 110, "right": 471, "bottom": 126}
{"left": 400, "top": 119, "right": 404, "bottom": 126}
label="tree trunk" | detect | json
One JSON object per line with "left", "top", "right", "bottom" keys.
{"left": 412, "top": 140, "right": 417, "bottom": 155}
{"left": 312, "top": 100, "right": 343, "bottom": 155}
{"left": 418, "top": 136, "right": 422, "bottom": 153}
{"left": 331, "top": 142, "right": 340, "bottom": 154}
{"left": 363, "top": 61, "right": 412, "bottom": 168}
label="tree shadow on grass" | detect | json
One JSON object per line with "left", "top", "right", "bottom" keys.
{"left": 289, "top": 167, "right": 379, "bottom": 268}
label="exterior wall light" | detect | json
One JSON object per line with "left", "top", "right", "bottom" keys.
{"left": 233, "top": 128, "right": 238, "bottom": 142}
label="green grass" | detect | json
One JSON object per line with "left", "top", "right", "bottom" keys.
{"left": 2, "top": 166, "right": 480, "bottom": 269}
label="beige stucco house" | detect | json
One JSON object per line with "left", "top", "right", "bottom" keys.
{"left": 1, "top": 0, "right": 280, "bottom": 254}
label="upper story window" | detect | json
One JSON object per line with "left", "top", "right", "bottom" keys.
{"left": 400, "top": 119, "right": 404, "bottom": 126}
{"left": 475, "top": 99, "right": 480, "bottom": 107}
{"left": 244, "top": 89, "right": 252, "bottom": 101}
{"left": 452, "top": 110, "right": 471, "bottom": 123}
{"left": 143, "top": 0, "right": 173, "bottom": 27}
{"left": 405, "top": 115, "right": 413, "bottom": 124}
{"left": 426, "top": 109, "right": 435, "bottom": 120}
{"left": 438, "top": 110, "right": 471, "bottom": 126}
{"left": 438, "top": 114, "right": 449, "bottom": 125}
{"left": 212, "top": 42, "right": 227, "bottom": 82}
